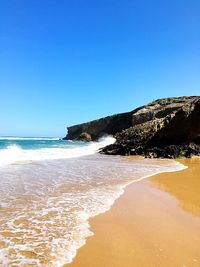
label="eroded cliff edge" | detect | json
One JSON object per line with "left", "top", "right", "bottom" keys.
{"left": 64, "top": 96, "right": 200, "bottom": 158}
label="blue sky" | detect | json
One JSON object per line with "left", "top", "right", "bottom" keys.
{"left": 0, "top": 0, "right": 200, "bottom": 137}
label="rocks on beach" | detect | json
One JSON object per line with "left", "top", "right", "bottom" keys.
{"left": 64, "top": 96, "right": 200, "bottom": 158}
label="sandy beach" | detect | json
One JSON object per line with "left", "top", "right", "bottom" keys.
{"left": 66, "top": 157, "right": 200, "bottom": 267}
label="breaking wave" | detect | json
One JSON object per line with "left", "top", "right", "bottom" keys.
{"left": 0, "top": 136, "right": 116, "bottom": 167}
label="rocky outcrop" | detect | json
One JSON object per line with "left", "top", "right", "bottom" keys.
{"left": 64, "top": 111, "right": 134, "bottom": 141}
{"left": 64, "top": 96, "right": 200, "bottom": 158}
{"left": 101, "top": 96, "right": 200, "bottom": 158}
{"left": 75, "top": 132, "right": 92, "bottom": 142}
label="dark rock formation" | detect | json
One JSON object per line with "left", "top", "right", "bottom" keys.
{"left": 64, "top": 96, "right": 200, "bottom": 158}
{"left": 75, "top": 132, "right": 92, "bottom": 142}
{"left": 64, "top": 111, "right": 134, "bottom": 141}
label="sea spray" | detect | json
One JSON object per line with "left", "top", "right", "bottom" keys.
{"left": 0, "top": 136, "right": 116, "bottom": 167}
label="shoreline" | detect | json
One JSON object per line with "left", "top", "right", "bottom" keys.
{"left": 66, "top": 157, "right": 200, "bottom": 267}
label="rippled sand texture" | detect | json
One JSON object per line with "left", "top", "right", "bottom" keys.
{"left": 0, "top": 155, "right": 184, "bottom": 266}
{"left": 67, "top": 157, "right": 200, "bottom": 267}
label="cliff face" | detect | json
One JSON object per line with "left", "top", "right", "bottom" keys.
{"left": 64, "top": 111, "right": 135, "bottom": 141}
{"left": 64, "top": 96, "right": 200, "bottom": 158}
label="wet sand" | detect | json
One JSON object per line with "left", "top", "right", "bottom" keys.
{"left": 66, "top": 157, "right": 200, "bottom": 267}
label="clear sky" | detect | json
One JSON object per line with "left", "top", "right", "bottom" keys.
{"left": 0, "top": 0, "right": 200, "bottom": 137}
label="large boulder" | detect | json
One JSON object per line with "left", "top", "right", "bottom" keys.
{"left": 75, "top": 132, "right": 92, "bottom": 142}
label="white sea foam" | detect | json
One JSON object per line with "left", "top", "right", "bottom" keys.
{"left": 0, "top": 136, "right": 116, "bottom": 167}
{"left": 0, "top": 142, "right": 187, "bottom": 266}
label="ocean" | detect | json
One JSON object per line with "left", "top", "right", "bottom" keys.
{"left": 0, "top": 136, "right": 186, "bottom": 266}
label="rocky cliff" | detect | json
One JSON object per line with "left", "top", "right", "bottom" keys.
{"left": 64, "top": 111, "right": 134, "bottom": 141}
{"left": 64, "top": 96, "right": 200, "bottom": 158}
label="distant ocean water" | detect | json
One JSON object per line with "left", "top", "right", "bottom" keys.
{"left": 0, "top": 136, "right": 186, "bottom": 266}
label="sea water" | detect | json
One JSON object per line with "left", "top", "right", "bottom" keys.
{"left": 0, "top": 136, "right": 186, "bottom": 266}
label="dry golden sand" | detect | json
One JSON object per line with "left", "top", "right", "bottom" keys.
{"left": 66, "top": 157, "right": 200, "bottom": 267}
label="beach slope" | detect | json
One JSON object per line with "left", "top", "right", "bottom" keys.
{"left": 66, "top": 157, "right": 200, "bottom": 267}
